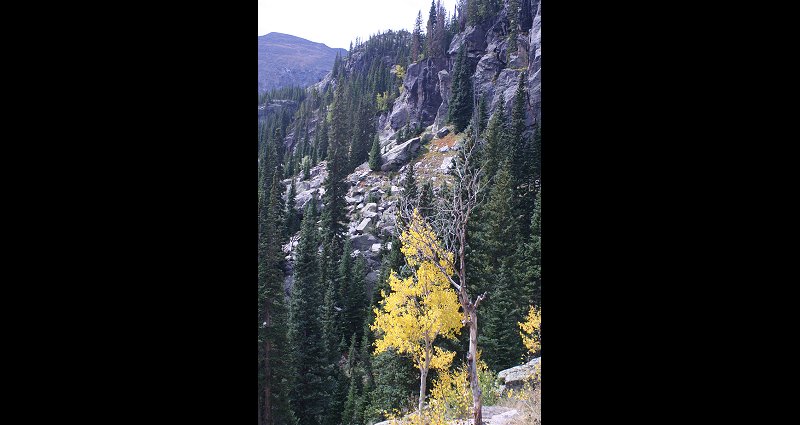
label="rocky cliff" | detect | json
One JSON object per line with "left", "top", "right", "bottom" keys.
{"left": 281, "top": 1, "right": 541, "bottom": 284}
{"left": 258, "top": 32, "right": 347, "bottom": 93}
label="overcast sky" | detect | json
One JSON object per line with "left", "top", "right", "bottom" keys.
{"left": 258, "top": 0, "right": 458, "bottom": 50}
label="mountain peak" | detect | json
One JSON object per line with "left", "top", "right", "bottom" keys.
{"left": 258, "top": 33, "right": 347, "bottom": 93}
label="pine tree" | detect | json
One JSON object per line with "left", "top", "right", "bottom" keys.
{"left": 288, "top": 204, "right": 328, "bottom": 425}
{"left": 532, "top": 123, "right": 541, "bottom": 182}
{"left": 507, "top": 0, "right": 520, "bottom": 60}
{"left": 321, "top": 80, "right": 350, "bottom": 254}
{"left": 369, "top": 134, "right": 382, "bottom": 171}
{"left": 473, "top": 161, "right": 525, "bottom": 371}
{"left": 447, "top": 45, "right": 473, "bottom": 133}
{"left": 259, "top": 168, "right": 297, "bottom": 425}
{"left": 337, "top": 240, "right": 354, "bottom": 339}
{"left": 418, "top": 180, "right": 435, "bottom": 219}
{"left": 434, "top": 0, "right": 447, "bottom": 58}
{"left": 283, "top": 179, "right": 299, "bottom": 238}
{"left": 403, "top": 162, "right": 418, "bottom": 203}
{"left": 346, "top": 255, "right": 368, "bottom": 343}
{"left": 302, "top": 156, "right": 311, "bottom": 180}
{"left": 411, "top": 10, "right": 423, "bottom": 62}
{"left": 425, "top": 0, "right": 436, "bottom": 58}
{"left": 477, "top": 93, "right": 488, "bottom": 136}
{"left": 481, "top": 93, "right": 506, "bottom": 184}
{"left": 341, "top": 334, "right": 360, "bottom": 425}
{"left": 509, "top": 73, "right": 534, "bottom": 232}
{"left": 524, "top": 187, "right": 541, "bottom": 308}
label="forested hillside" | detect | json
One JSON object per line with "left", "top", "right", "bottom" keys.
{"left": 259, "top": 1, "right": 541, "bottom": 424}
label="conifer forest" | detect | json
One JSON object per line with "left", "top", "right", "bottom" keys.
{"left": 259, "top": 1, "right": 541, "bottom": 424}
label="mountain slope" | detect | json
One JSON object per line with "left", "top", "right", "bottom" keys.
{"left": 258, "top": 32, "right": 347, "bottom": 93}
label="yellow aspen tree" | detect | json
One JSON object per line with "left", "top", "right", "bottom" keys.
{"left": 372, "top": 211, "right": 463, "bottom": 413}
{"left": 519, "top": 305, "right": 541, "bottom": 355}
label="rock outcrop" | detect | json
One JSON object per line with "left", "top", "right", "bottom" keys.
{"left": 278, "top": 0, "right": 541, "bottom": 293}
{"left": 497, "top": 357, "right": 541, "bottom": 394}
{"left": 380, "top": 137, "right": 422, "bottom": 172}
{"left": 388, "top": 58, "right": 447, "bottom": 133}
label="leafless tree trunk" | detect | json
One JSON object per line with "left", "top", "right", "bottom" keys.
{"left": 397, "top": 98, "right": 487, "bottom": 424}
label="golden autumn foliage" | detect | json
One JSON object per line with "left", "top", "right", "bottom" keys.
{"left": 519, "top": 305, "right": 541, "bottom": 355}
{"left": 372, "top": 210, "right": 463, "bottom": 412}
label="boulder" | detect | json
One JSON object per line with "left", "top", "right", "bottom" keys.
{"left": 436, "top": 127, "right": 450, "bottom": 138}
{"left": 356, "top": 217, "right": 374, "bottom": 234}
{"left": 370, "top": 243, "right": 382, "bottom": 253}
{"left": 438, "top": 146, "right": 450, "bottom": 153}
{"left": 361, "top": 203, "right": 377, "bottom": 214}
{"left": 439, "top": 156, "right": 454, "bottom": 171}
{"left": 497, "top": 357, "right": 541, "bottom": 394}
{"left": 350, "top": 233, "right": 379, "bottom": 252}
{"left": 380, "top": 137, "right": 422, "bottom": 172}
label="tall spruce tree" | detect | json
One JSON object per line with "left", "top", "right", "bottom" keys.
{"left": 425, "top": 0, "right": 436, "bottom": 58}
{"left": 411, "top": 10, "right": 423, "bottom": 62}
{"left": 283, "top": 179, "right": 299, "bottom": 238}
{"left": 369, "top": 134, "right": 382, "bottom": 171}
{"left": 322, "top": 79, "right": 350, "bottom": 254}
{"left": 481, "top": 93, "right": 507, "bottom": 184}
{"left": 509, "top": 73, "right": 534, "bottom": 232}
{"left": 288, "top": 204, "right": 328, "bottom": 425}
{"left": 259, "top": 168, "right": 297, "bottom": 425}
{"left": 524, "top": 187, "right": 541, "bottom": 308}
{"left": 507, "top": 0, "right": 520, "bottom": 59}
{"left": 418, "top": 180, "right": 435, "bottom": 219}
{"left": 346, "top": 255, "right": 368, "bottom": 343}
{"left": 448, "top": 45, "right": 473, "bottom": 133}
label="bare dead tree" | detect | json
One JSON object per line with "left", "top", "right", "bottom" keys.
{"left": 395, "top": 87, "right": 489, "bottom": 424}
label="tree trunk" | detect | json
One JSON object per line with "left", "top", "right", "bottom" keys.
{"left": 419, "top": 367, "right": 428, "bottom": 413}
{"left": 469, "top": 312, "right": 482, "bottom": 425}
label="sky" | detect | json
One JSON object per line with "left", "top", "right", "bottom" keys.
{"left": 258, "top": 0, "right": 458, "bottom": 50}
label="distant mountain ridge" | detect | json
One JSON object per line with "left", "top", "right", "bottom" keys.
{"left": 258, "top": 32, "right": 347, "bottom": 93}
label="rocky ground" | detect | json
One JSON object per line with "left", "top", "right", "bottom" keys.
{"left": 282, "top": 125, "right": 462, "bottom": 289}
{"left": 371, "top": 357, "right": 540, "bottom": 425}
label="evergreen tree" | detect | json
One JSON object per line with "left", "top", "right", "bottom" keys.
{"left": 369, "top": 134, "right": 382, "bottom": 171}
{"left": 524, "top": 187, "right": 541, "bottom": 308}
{"left": 481, "top": 93, "right": 507, "bottom": 184}
{"left": 472, "top": 160, "right": 525, "bottom": 372}
{"left": 411, "top": 10, "right": 423, "bottom": 62}
{"left": 368, "top": 349, "right": 417, "bottom": 421}
{"left": 425, "top": 0, "right": 436, "bottom": 58}
{"left": 508, "top": 0, "right": 520, "bottom": 60}
{"left": 403, "top": 162, "right": 418, "bottom": 203}
{"left": 341, "top": 335, "right": 360, "bottom": 425}
{"left": 532, "top": 123, "right": 541, "bottom": 182}
{"left": 283, "top": 179, "right": 299, "bottom": 238}
{"left": 434, "top": 0, "right": 447, "bottom": 58}
{"left": 346, "top": 255, "right": 368, "bottom": 343}
{"left": 321, "top": 80, "right": 350, "bottom": 254}
{"left": 302, "top": 156, "right": 311, "bottom": 180}
{"left": 477, "top": 93, "right": 488, "bottom": 136}
{"left": 337, "top": 240, "right": 354, "bottom": 340}
{"left": 447, "top": 45, "right": 473, "bottom": 133}
{"left": 418, "top": 180, "right": 435, "bottom": 219}
{"left": 288, "top": 203, "right": 328, "bottom": 425}
{"left": 259, "top": 168, "right": 297, "bottom": 425}
{"left": 316, "top": 119, "right": 329, "bottom": 162}
{"left": 509, "top": 73, "right": 534, "bottom": 231}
